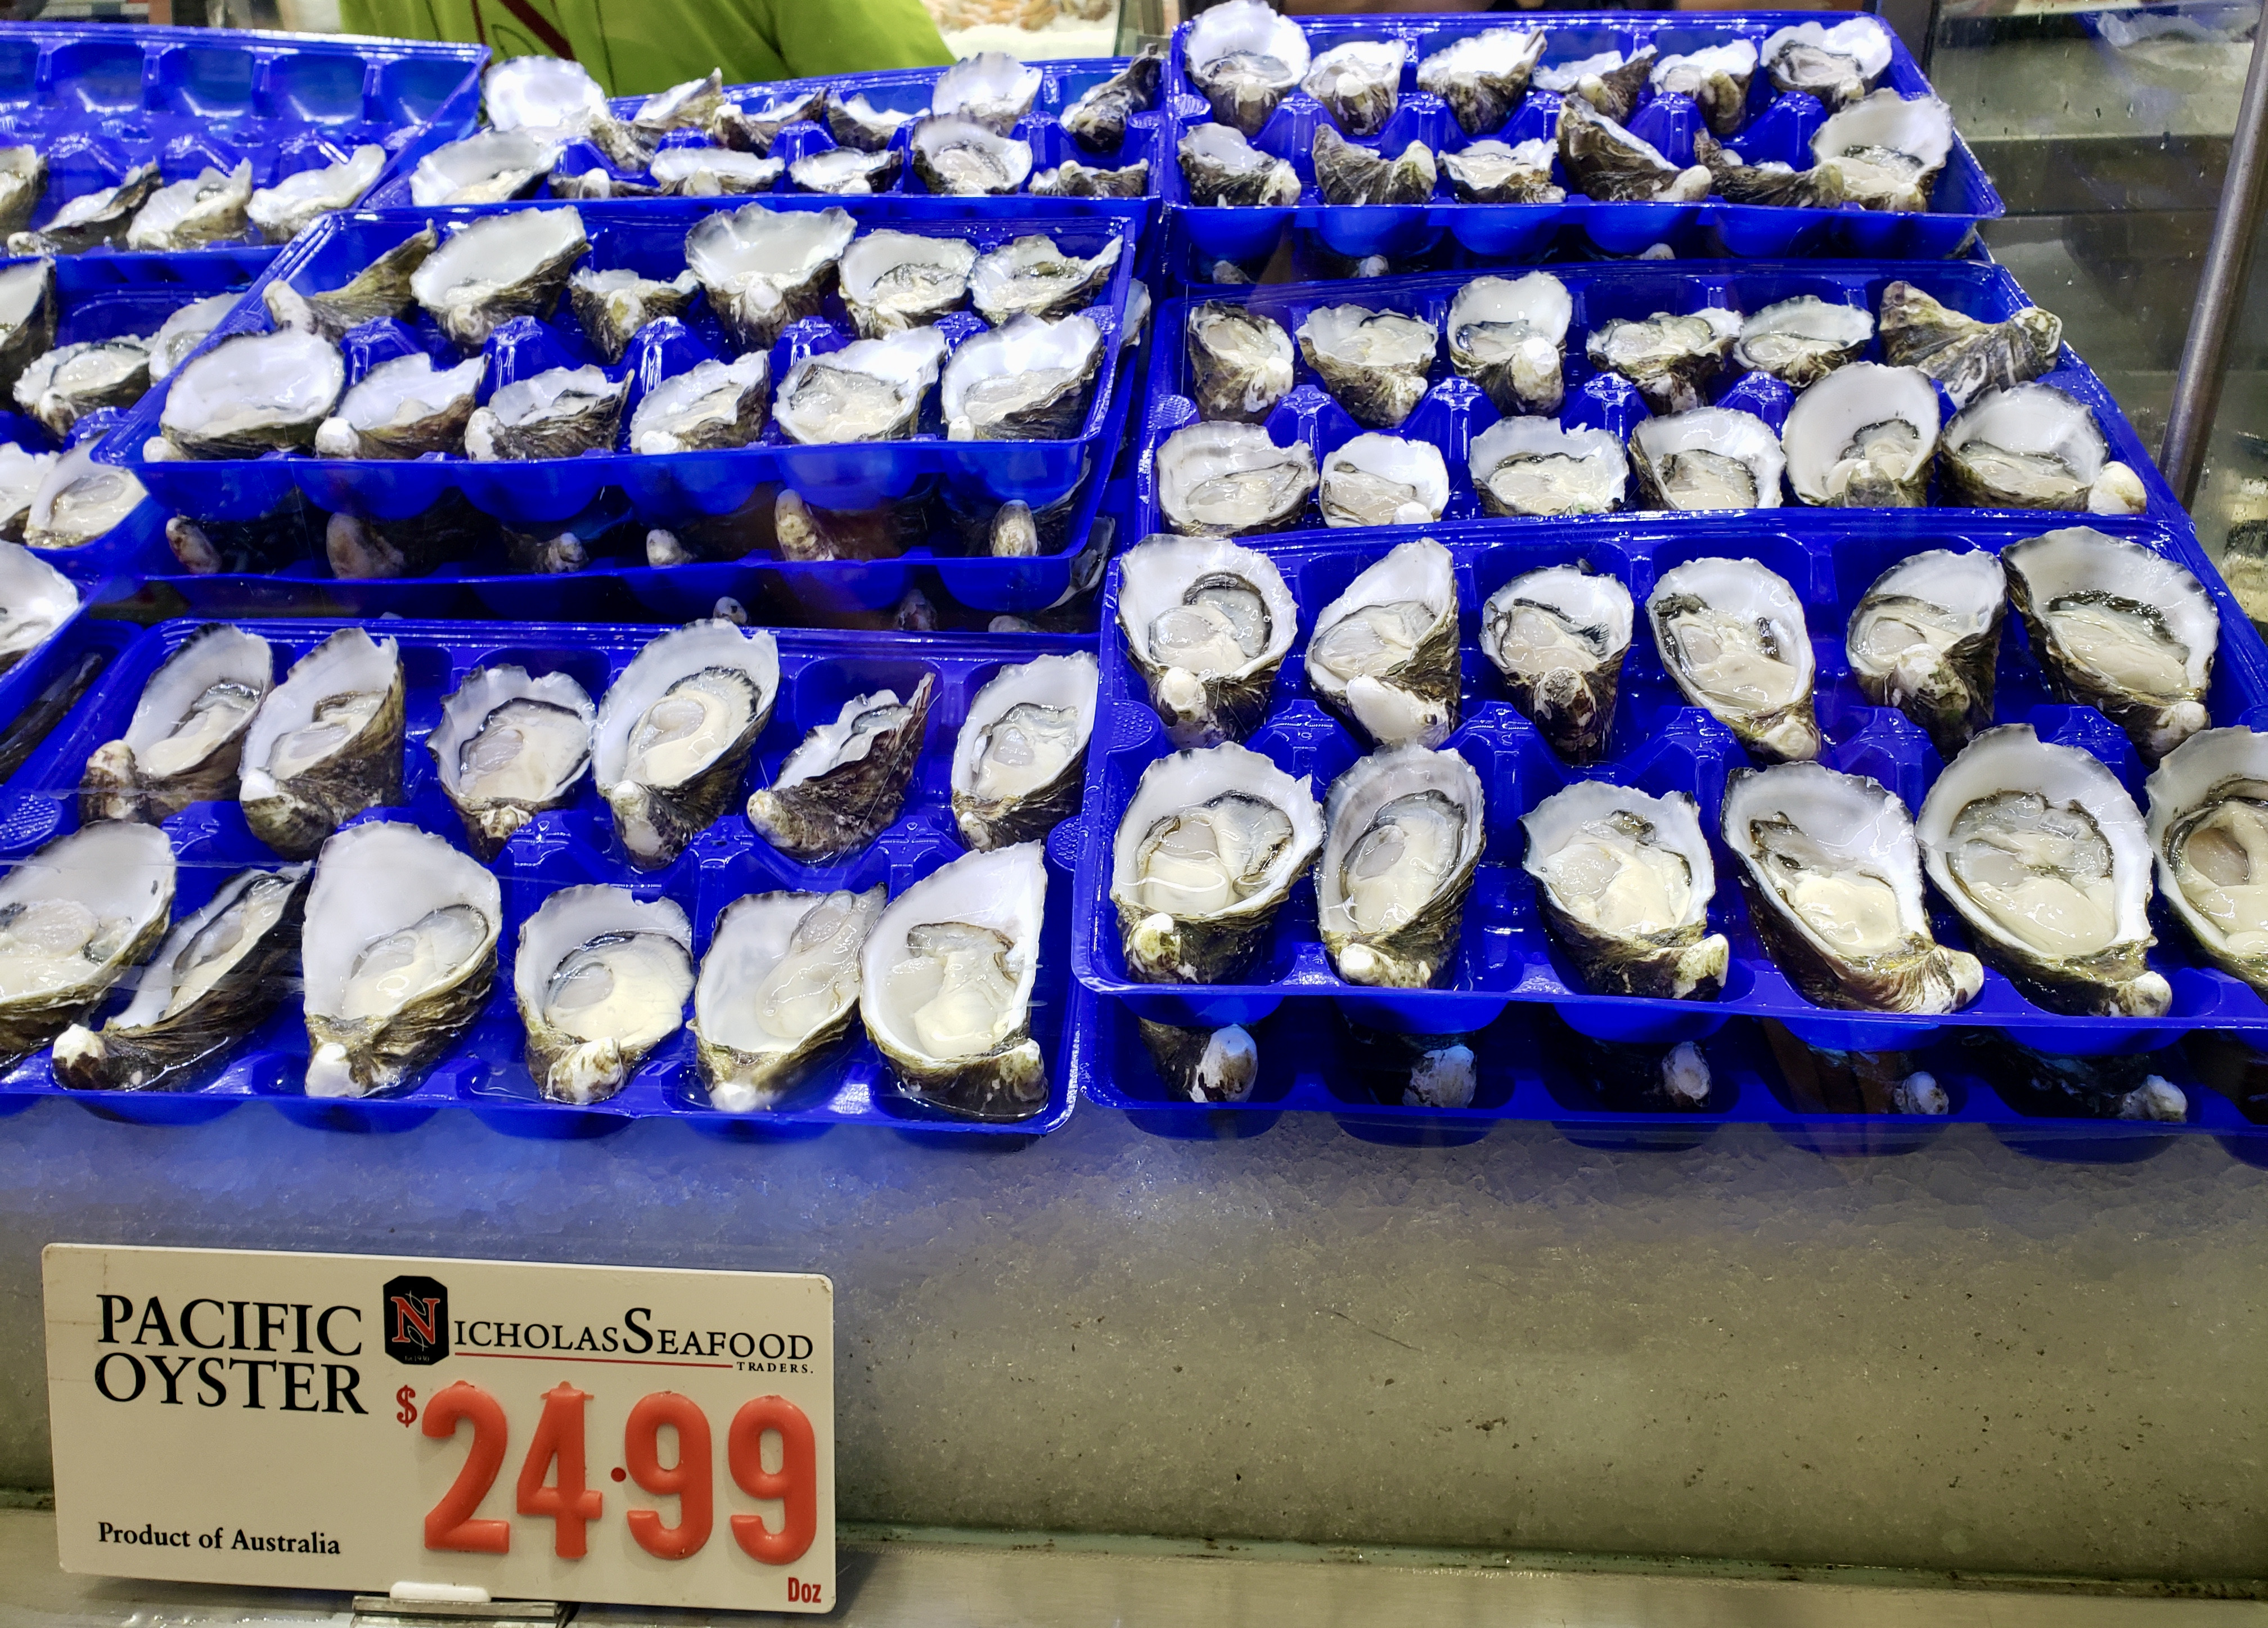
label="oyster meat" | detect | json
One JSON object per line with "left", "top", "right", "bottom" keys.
{"left": 1812, "top": 91, "right": 1953, "bottom": 212}
{"left": 301, "top": 821, "right": 502, "bottom": 1097}
{"left": 464, "top": 365, "right": 627, "bottom": 461}
{"left": 694, "top": 886, "right": 885, "bottom": 1110}
{"left": 1304, "top": 537, "right": 1460, "bottom": 748}
{"left": 828, "top": 93, "right": 921, "bottom": 152}
{"left": 1418, "top": 28, "right": 1547, "bottom": 136}
{"left": 1651, "top": 41, "right": 1757, "bottom": 137}
{"left": 1880, "top": 280, "right": 2063, "bottom": 410}
{"left": 684, "top": 202, "right": 854, "bottom": 352}
{"left": 514, "top": 885, "right": 694, "bottom": 1105}
{"left": 933, "top": 51, "right": 1042, "bottom": 134}
{"left": 0, "top": 822, "right": 176, "bottom": 1067}
{"left": 0, "top": 148, "right": 44, "bottom": 241}
{"left": 1724, "top": 761, "right": 1983, "bottom": 1013}
{"left": 237, "top": 628, "right": 404, "bottom": 858}
{"left": 1318, "top": 744, "right": 1484, "bottom": 986}
{"left": 910, "top": 116, "right": 1033, "bottom": 196}
{"left": 1178, "top": 122, "right": 1303, "bottom": 207}
{"left": 1763, "top": 17, "right": 1893, "bottom": 111}
{"left": 427, "top": 665, "right": 595, "bottom": 858}
{"left": 1482, "top": 564, "right": 1632, "bottom": 762}
{"left": 248, "top": 145, "right": 384, "bottom": 244}
{"left": 410, "top": 208, "right": 588, "bottom": 350}
{"left": 1648, "top": 556, "right": 1820, "bottom": 761}
{"left": 1468, "top": 416, "right": 1627, "bottom": 517}
{"left": 14, "top": 334, "right": 150, "bottom": 439}
{"left": 0, "top": 445, "right": 55, "bottom": 543}
{"left": 9, "top": 163, "right": 158, "bottom": 256}
{"left": 147, "top": 293, "right": 239, "bottom": 383}
{"left": 1630, "top": 406, "right": 1785, "bottom": 511}
{"left": 80, "top": 623, "right": 272, "bottom": 825}
{"left": 1734, "top": 296, "right": 1872, "bottom": 388}
{"left": 790, "top": 146, "right": 903, "bottom": 196}
{"left": 596, "top": 619, "right": 780, "bottom": 869}
{"left": 1447, "top": 271, "right": 1569, "bottom": 416}
{"left": 0, "top": 540, "right": 76, "bottom": 673}
{"left": 21, "top": 442, "right": 146, "bottom": 551}
{"left": 125, "top": 161, "right": 253, "bottom": 253}
{"left": 1110, "top": 740, "right": 1322, "bottom": 982}
{"left": 2146, "top": 726, "right": 2268, "bottom": 994}
{"left": 1154, "top": 420, "right": 1318, "bottom": 536}
{"left": 746, "top": 674, "right": 938, "bottom": 862}
{"left": 628, "top": 355, "right": 771, "bottom": 455}
{"left": 1318, "top": 433, "right": 1449, "bottom": 528}
{"left": 970, "top": 233, "right": 1122, "bottom": 324}
{"left": 267, "top": 226, "right": 436, "bottom": 342}
{"left": 840, "top": 230, "right": 976, "bottom": 336}
{"left": 1586, "top": 308, "right": 1739, "bottom": 415}
{"left": 1692, "top": 130, "right": 1847, "bottom": 209}
{"left": 1304, "top": 40, "right": 1407, "bottom": 138}
{"left": 1916, "top": 722, "right": 2171, "bottom": 1016}
{"left": 942, "top": 313, "right": 1104, "bottom": 441}
{"left": 313, "top": 352, "right": 485, "bottom": 460}
{"left": 1186, "top": 0, "right": 1312, "bottom": 135}
{"left": 51, "top": 863, "right": 307, "bottom": 1092}
{"left": 1296, "top": 303, "right": 1437, "bottom": 429}
{"left": 1556, "top": 96, "right": 1711, "bottom": 203}
{"left": 951, "top": 651, "right": 1100, "bottom": 849}
{"left": 1537, "top": 47, "right": 1655, "bottom": 125}
{"left": 408, "top": 129, "right": 557, "bottom": 207}
{"left": 1522, "top": 781, "right": 1729, "bottom": 999}
{"left": 1064, "top": 47, "right": 1164, "bottom": 151}
{"left": 1030, "top": 158, "right": 1151, "bottom": 199}
{"left": 1312, "top": 128, "right": 1437, "bottom": 206}
{"left": 1781, "top": 361, "right": 1941, "bottom": 507}
{"left": 1846, "top": 547, "right": 2007, "bottom": 758}
{"left": 773, "top": 326, "right": 946, "bottom": 444}
{"left": 1940, "top": 383, "right": 2136, "bottom": 512}
{"left": 2001, "top": 525, "right": 2217, "bottom": 764}
{"left": 568, "top": 267, "right": 700, "bottom": 363}
{"left": 0, "top": 258, "right": 56, "bottom": 401}
{"left": 1118, "top": 534, "right": 1298, "bottom": 747}
{"left": 1187, "top": 302, "right": 1294, "bottom": 422}
{"left": 1441, "top": 137, "right": 1564, "bottom": 204}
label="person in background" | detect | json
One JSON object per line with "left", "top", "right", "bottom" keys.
{"left": 341, "top": 0, "right": 955, "bottom": 94}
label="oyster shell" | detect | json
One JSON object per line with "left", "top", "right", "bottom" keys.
{"left": 628, "top": 354, "right": 771, "bottom": 455}
{"left": 1916, "top": 722, "right": 2171, "bottom": 1016}
{"left": 1692, "top": 129, "right": 1848, "bottom": 209}
{"left": 1318, "top": 433, "right": 1449, "bottom": 528}
{"left": 1295, "top": 303, "right": 1436, "bottom": 429}
{"left": 9, "top": 163, "right": 158, "bottom": 256}
{"left": 410, "top": 208, "right": 588, "bottom": 350}
{"left": 595, "top": 620, "right": 780, "bottom": 869}
{"left": 942, "top": 312, "right": 1103, "bottom": 441}
{"left": 0, "top": 258, "right": 56, "bottom": 401}
{"left": 1648, "top": 556, "right": 1820, "bottom": 761}
{"left": 2002, "top": 526, "right": 2217, "bottom": 764}
{"left": 484, "top": 55, "right": 607, "bottom": 135}
{"left": 634, "top": 70, "right": 728, "bottom": 137}
{"left": 237, "top": 628, "right": 404, "bottom": 858}
{"left": 1537, "top": 46, "right": 1656, "bottom": 125}
{"left": 1468, "top": 416, "right": 1626, "bottom": 516}
{"left": 1030, "top": 158, "right": 1151, "bottom": 198}
{"left": 1734, "top": 296, "right": 1871, "bottom": 388}
{"left": 248, "top": 145, "right": 384, "bottom": 243}
{"left": 1652, "top": 41, "right": 1757, "bottom": 137}
{"left": 1781, "top": 361, "right": 1941, "bottom": 507}
{"left": 1139, "top": 1017, "right": 1259, "bottom": 1103}
{"left": 685, "top": 202, "right": 854, "bottom": 352}
{"left": 268, "top": 226, "right": 436, "bottom": 343}
{"left": 1846, "top": 548, "right": 2007, "bottom": 759}
{"left": 839, "top": 230, "right": 975, "bottom": 336}
{"left": 828, "top": 93, "right": 921, "bottom": 152}
{"left": 1186, "top": 301, "right": 1294, "bottom": 422}
{"left": 21, "top": 442, "right": 145, "bottom": 550}
{"left": 1312, "top": 128, "right": 1437, "bottom": 206}
{"left": 712, "top": 86, "right": 827, "bottom": 156}
{"left": 861, "top": 843, "right": 1051, "bottom": 1119}
{"left": 910, "top": 116, "right": 1033, "bottom": 196}
{"left": 971, "top": 234, "right": 1122, "bottom": 324}
{"left": 1117, "top": 533, "right": 1298, "bottom": 746}
{"left": 2145, "top": 726, "right": 2268, "bottom": 995}
{"left": 51, "top": 862, "right": 307, "bottom": 1092}
{"left": 1110, "top": 740, "right": 1322, "bottom": 982}
{"left": 427, "top": 666, "right": 595, "bottom": 858}
{"left": 1447, "top": 272, "right": 1569, "bottom": 416}
{"left": 694, "top": 885, "right": 885, "bottom": 1110}
{"left": 125, "top": 161, "right": 252, "bottom": 252}
{"left": 1812, "top": 92, "right": 1953, "bottom": 213}
{"left": 1304, "top": 40, "right": 1407, "bottom": 138}
{"left": 1178, "top": 122, "right": 1303, "bottom": 207}
{"left": 1187, "top": 0, "right": 1312, "bottom": 135}
{"left": 1724, "top": 761, "right": 1983, "bottom": 1013}
{"left": 1304, "top": 537, "right": 1460, "bottom": 748}
{"left": 1064, "top": 47, "right": 1164, "bottom": 151}
{"left": 1440, "top": 137, "right": 1564, "bottom": 203}
{"left": 464, "top": 365, "right": 627, "bottom": 461}
{"left": 951, "top": 651, "right": 1100, "bottom": 849}
{"left": 774, "top": 325, "right": 946, "bottom": 444}
{"left": 312, "top": 352, "right": 485, "bottom": 460}
{"left": 514, "top": 885, "right": 694, "bottom": 1104}
{"left": 1630, "top": 406, "right": 1785, "bottom": 511}
{"left": 1482, "top": 564, "right": 1632, "bottom": 762}
{"left": 1940, "top": 383, "right": 2134, "bottom": 511}
{"left": 1154, "top": 419, "right": 1318, "bottom": 536}
{"left": 302, "top": 821, "right": 501, "bottom": 1097}
{"left": 1762, "top": 17, "right": 1893, "bottom": 111}
{"left": 15, "top": 335, "right": 150, "bottom": 439}
{"left": 1556, "top": 96, "right": 1711, "bottom": 203}
{"left": 1586, "top": 308, "right": 1739, "bottom": 415}
{"left": 1418, "top": 28, "right": 1547, "bottom": 137}
{"left": 0, "top": 539, "right": 75, "bottom": 672}
{"left": 933, "top": 51, "right": 1042, "bottom": 134}
{"left": 568, "top": 267, "right": 700, "bottom": 363}
{"left": 1880, "top": 281, "right": 2063, "bottom": 410}
{"left": 408, "top": 129, "right": 558, "bottom": 207}
{"left": 147, "top": 293, "right": 238, "bottom": 384}
{"left": 0, "top": 822, "right": 176, "bottom": 1067}
{"left": 80, "top": 623, "right": 272, "bottom": 825}
{"left": 0, "top": 148, "right": 45, "bottom": 240}
{"left": 746, "top": 674, "right": 938, "bottom": 861}
{"left": 1522, "top": 781, "right": 1729, "bottom": 999}
{"left": 0, "top": 445, "right": 55, "bottom": 543}
{"left": 790, "top": 146, "right": 903, "bottom": 196}
{"left": 1318, "top": 744, "right": 1483, "bottom": 987}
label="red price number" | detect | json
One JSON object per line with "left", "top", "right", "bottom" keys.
{"left": 413, "top": 1380, "right": 816, "bottom": 1567}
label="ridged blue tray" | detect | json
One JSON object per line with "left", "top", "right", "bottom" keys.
{"left": 0, "top": 617, "right": 1089, "bottom": 1141}
{"left": 1162, "top": 9, "right": 2001, "bottom": 273}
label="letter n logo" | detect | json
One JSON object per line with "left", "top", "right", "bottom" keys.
{"left": 381, "top": 1274, "right": 449, "bottom": 1366}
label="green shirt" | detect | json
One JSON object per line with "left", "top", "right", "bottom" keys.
{"left": 342, "top": 0, "right": 955, "bottom": 96}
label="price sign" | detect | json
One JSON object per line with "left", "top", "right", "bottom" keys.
{"left": 42, "top": 1245, "right": 834, "bottom": 1613}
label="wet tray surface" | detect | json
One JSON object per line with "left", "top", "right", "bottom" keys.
{"left": 1133, "top": 258, "right": 2176, "bottom": 542}
{"left": 0, "top": 618, "right": 1088, "bottom": 1141}
{"left": 1162, "top": 8, "right": 2001, "bottom": 267}
{"left": 1071, "top": 515, "right": 2268, "bottom": 1150}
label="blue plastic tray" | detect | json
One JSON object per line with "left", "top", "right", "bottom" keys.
{"left": 0, "top": 617, "right": 1087, "bottom": 1142}
{"left": 1070, "top": 515, "right": 2268, "bottom": 1150}
{"left": 0, "top": 597, "right": 136, "bottom": 784}
{"left": 367, "top": 59, "right": 1163, "bottom": 209}
{"left": 95, "top": 196, "right": 1143, "bottom": 619}
{"left": 1133, "top": 259, "right": 2180, "bottom": 543}
{"left": 0, "top": 23, "right": 483, "bottom": 255}
{"left": 1162, "top": 10, "right": 2002, "bottom": 271}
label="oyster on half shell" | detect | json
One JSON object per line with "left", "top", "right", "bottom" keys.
{"left": 1763, "top": 17, "right": 1893, "bottom": 110}
{"left": 1468, "top": 416, "right": 1627, "bottom": 517}
{"left": 1880, "top": 280, "right": 2063, "bottom": 410}
{"left": 1940, "top": 384, "right": 2139, "bottom": 512}
{"left": 1312, "top": 128, "right": 1437, "bottom": 206}
{"left": 1522, "top": 781, "right": 1729, "bottom": 1000}
{"left": 1304, "top": 40, "right": 1407, "bottom": 138}
{"left": 1030, "top": 158, "right": 1151, "bottom": 198}
{"left": 0, "top": 444, "right": 50, "bottom": 543}
{"left": 1318, "top": 433, "right": 1448, "bottom": 528}
{"left": 80, "top": 623, "right": 272, "bottom": 826}
{"left": 712, "top": 86, "right": 827, "bottom": 155}
{"left": 1483, "top": 565, "right": 1632, "bottom": 762}
{"left": 1812, "top": 91, "right": 1952, "bottom": 213}
{"left": 1781, "top": 361, "right": 1940, "bottom": 507}
{"left": 427, "top": 665, "right": 595, "bottom": 858}
{"left": 1448, "top": 272, "right": 1570, "bottom": 416}
{"left": 408, "top": 129, "right": 557, "bottom": 207}
{"left": 1187, "top": 302, "right": 1293, "bottom": 422}
{"left": 595, "top": 619, "right": 780, "bottom": 869}
{"left": 1693, "top": 128, "right": 1848, "bottom": 209}
{"left": 410, "top": 208, "right": 588, "bottom": 349}
{"left": 746, "top": 674, "right": 938, "bottom": 862}
{"left": 1304, "top": 537, "right": 1460, "bottom": 749}
{"left": 1630, "top": 406, "right": 1785, "bottom": 511}
{"left": 0, "top": 258, "right": 56, "bottom": 402}
{"left": 628, "top": 354, "right": 771, "bottom": 455}
{"left": 790, "top": 146, "right": 903, "bottom": 196}
{"left": 1652, "top": 41, "right": 1757, "bottom": 137}
{"left": 1556, "top": 97, "right": 1711, "bottom": 203}
{"left": 1418, "top": 28, "right": 1547, "bottom": 136}
{"left": 0, "top": 540, "right": 73, "bottom": 673}
{"left": 1155, "top": 420, "right": 1318, "bottom": 536}
{"left": 0, "top": 149, "right": 44, "bottom": 242}
{"left": 942, "top": 312, "right": 1104, "bottom": 442}
{"left": 952, "top": 652, "right": 1100, "bottom": 851}
{"left": 125, "top": 161, "right": 253, "bottom": 253}
{"left": 828, "top": 93, "right": 921, "bottom": 152}
{"left": 694, "top": 886, "right": 885, "bottom": 1110}
{"left": 1297, "top": 303, "right": 1437, "bottom": 429}
{"left": 1537, "top": 47, "right": 1655, "bottom": 125}
{"left": 773, "top": 326, "right": 946, "bottom": 444}
{"left": 464, "top": 365, "right": 627, "bottom": 462}
{"left": 1649, "top": 556, "right": 1821, "bottom": 761}
{"left": 9, "top": 163, "right": 158, "bottom": 257}
{"left": 1318, "top": 744, "right": 1484, "bottom": 987}
{"left": 1441, "top": 138, "right": 1564, "bottom": 204}
{"left": 568, "top": 267, "right": 700, "bottom": 363}
{"left": 21, "top": 442, "right": 145, "bottom": 552}
{"left": 515, "top": 885, "right": 694, "bottom": 1105}
{"left": 934, "top": 51, "right": 1043, "bottom": 134}
{"left": 1846, "top": 547, "right": 2007, "bottom": 759}
{"left": 1734, "top": 296, "right": 1872, "bottom": 389}
{"left": 1064, "top": 46, "right": 1164, "bottom": 151}
{"left": 268, "top": 227, "right": 435, "bottom": 342}
{"left": 2146, "top": 726, "right": 2268, "bottom": 996}
{"left": 0, "top": 821, "right": 176, "bottom": 1067}
{"left": 1118, "top": 535, "right": 1298, "bottom": 748}
{"left": 147, "top": 294, "right": 240, "bottom": 384}
{"left": 1586, "top": 308, "right": 1739, "bottom": 415}
{"left": 1187, "top": 0, "right": 1312, "bottom": 136}
{"left": 312, "top": 352, "right": 484, "bottom": 460}
{"left": 910, "top": 117, "right": 1033, "bottom": 196}
{"left": 970, "top": 234, "right": 1122, "bottom": 325}
{"left": 157, "top": 329, "right": 344, "bottom": 459}
{"left": 1178, "top": 123, "right": 1303, "bottom": 208}
{"left": 237, "top": 628, "right": 404, "bottom": 858}
{"left": 685, "top": 202, "right": 854, "bottom": 352}
{"left": 14, "top": 335, "right": 149, "bottom": 440}
{"left": 248, "top": 145, "right": 384, "bottom": 244}
{"left": 839, "top": 230, "right": 976, "bottom": 336}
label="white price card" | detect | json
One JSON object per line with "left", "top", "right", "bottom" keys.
{"left": 42, "top": 1245, "right": 835, "bottom": 1614}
